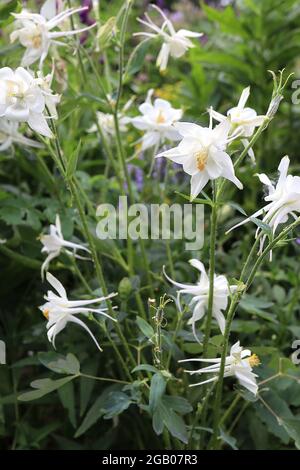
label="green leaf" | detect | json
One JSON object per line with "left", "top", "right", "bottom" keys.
{"left": 75, "top": 395, "right": 106, "bottom": 438}
{"left": 196, "top": 51, "right": 254, "bottom": 79}
{"left": 18, "top": 376, "right": 76, "bottom": 402}
{"left": 239, "top": 295, "right": 277, "bottom": 324}
{"left": 175, "top": 191, "right": 213, "bottom": 206}
{"left": 125, "top": 39, "right": 151, "bottom": 77}
{"left": 66, "top": 141, "right": 81, "bottom": 180}
{"left": 0, "top": 206, "right": 24, "bottom": 225}
{"left": 153, "top": 408, "right": 164, "bottom": 435}
{"left": 281, "top": 418, "right": 300, "bottom": 449}
{"left": 80, "top": 361, "right": 98, "bottom": 417}
{"left": 75, "top": 385, "right": 117, "bottom": 438}
{"left": 219, "top": 428, "right": 238, "bottom": 450}
{"left": 202, "top": 3, "right": 248, "bottom": 37}
{"left": 228, "top": 201, "right": 247, "bottom": 216}
{"left": 102, "top": 391, "right": 132, "bottom": 419}
{"left": 255, "top": 390, "right": 292, "bottom": 444}
{"left": 136, "top": 316, "right": 154, "bottom": 340}
{"left": 58, "top": 381, "right": 76, "bottom": 428}
{"left": 149, "top": 373, "right": 166, "bottom": 413}
{"left": 132, "top": 364, "right": 160, "bottom": 374}
{"left": 0, "top": 0, "right": 20, "bottom": 26}
{"left": 38, "top": 352, "right": 80, "bottom": 375}
{"left": 161, "top": 396, "right": 193, "bottom": 415}
{"left": 250, "top": 217, "right": 273, "bottom": 239}
{"left": 159, "top": 402, "right": 188, "bottom": 444}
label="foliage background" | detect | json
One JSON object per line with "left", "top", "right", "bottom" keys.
{"left": 1, "top": 0, "right": 300, "bottom": 450}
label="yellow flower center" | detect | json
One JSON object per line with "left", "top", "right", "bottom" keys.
{"left": 156, "top": 110, "right": 166, "bottom": 124}
{"left": 6, "top": 80, "right": 20, "bottom": 98}
{"left": 248, "top": 354, "right": 260, "bottom": 367}
{"left": 31, "top": 34, "right": 42, "bottom": 49}
{"left": 42, "top": 309, "right": 49, "bottom": 320}
{"left": 195, "top": 149, "right": 208, "bottom": 171}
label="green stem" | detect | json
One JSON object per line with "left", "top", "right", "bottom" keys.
{"left": 166, "top": 309, "right": 182, "bottom": 370}
{"left": 67, "top": 0, "right": 87, "bottom": 84}
{"left": 70, "top": 256, "right": 93, "bottom": 294}
{"left": 80, "top": 373, "right": 130, "bottom": 385}
{"left": 202, "top": 182, "right": 218, "bottom": 357}
{"left": 219, "top": 394, "right": 241, "bottom": 427}
{"left": 166, "top": 239, "right": 175, "bottom": 279}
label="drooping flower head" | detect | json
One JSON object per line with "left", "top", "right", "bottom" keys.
{"left": 40, "top": 214, "right": 90, "bottom": 279}
{"left": 164, "top": 259, "right": 238, "bottom": 338}
{"left": 179, "top": 341, "right": 259, "bottom": 395}
{"left": 10, "top": 0, "right": 96, "bottom": 67}
{"left": 131, "top": 89, "right": 182, "bottom": 151}
{"left": 156, "top": 118, "right": 243, "bottom": 200}
{"left": 209, "top": 87, "right": 266, "bottom": 162}
{"left": 40, "top": 272, "right": 117, "bottom": 351}
{"left": 134, "top": 4, "right": 202, "bottom": 72}
{"left": 0, "top": 67, "right": 58, "bottom": 137}
{"left": 228, "top": 156, "right": 300, "bottom": 258}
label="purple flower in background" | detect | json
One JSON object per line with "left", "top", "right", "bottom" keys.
{"left": 155, "top": 0, "right": 167, "bottom": 9}
{"left": 169, "top": 11, "right": 184, "bottom": 23}
{"left": 128, "top": 164, "right": 144, "bottom": 192}
{"left": 80, "top": 0, "right": 95, "bottom": 26}
{"left": 152, "top": 155, "right": 167, "bottom": 180}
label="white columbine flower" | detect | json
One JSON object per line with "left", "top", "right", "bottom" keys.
{"left": 131, "top": 90, "right": 182, "bottom": 151}
{"left": 228, "top": 156, "right": 300, "bottom": 258}
{"left": 156, "top": 119, "right": 243, "bottom": 200}
{"left": 210, "top": 87, "right": 266, "bottom": 162}
{"left": 40, "top": 214, "right": 90, "bottom": 279}
{"left": 40, "top": 272, "right": 117, "bottom": 351}
{"left": 164, "top": 259, "right": 237, "bottom": 337}
{"left": 88, "top": 111, "right": 130, "bottom": 138}
{"left": 0, "top": 119, "right": 43, "bottom": 151}
{"left": 35, "top": 69, "right": 61, "bottom": 119}
{"left": 0, "top": 67, "right": 55, "bottom": 137}
{"left": 10, "top": 0, "right": 96, "bottom": 67}
{"left": 134, "top": 4, "right": 202, "bottom": 72}
{"left": 179, "top": 341, "right": 259, "bottom": 395}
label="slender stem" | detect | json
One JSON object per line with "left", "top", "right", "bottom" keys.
{"left": 228, "top": 401, "right": 249, "bottom": 435}
{"left": 93, "top": 318, "right": 132, "bottom": 381}
{"left": 80, "top": 373, "right": 130, "bottom": 385}
{"left": 163, "top": 428, "right": 172, "bottom": 450}
{"left": 67, "top": 0, "right": 87, "bottom": 84}
{"left": 70, "top": 256, "right": 93, "bottom": 294}
{"left": 166, "top": 309, "right": 182, "bottom": 369}
{"left": 114, "top": 1, "right": 132, "bottom": 113}
{"left": 166, "top": 239, "right": 175, "bottom": 279}
{"left": 258, "top": 394, "right": 281, "bottom": 421}
{"left": 190, "top": 381, "right": 216, "bottom": 450}
{"left": 239, "top": 233, "right": 263, "bottom": 282}
{"left": 202, "top": 182, "right": 218, "bottom": 356}
{"left": 209, "top": 290, "right": 242, "bottom": 449}
{"left": 219, "top": 394, "right": 241, "bottom": 427}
